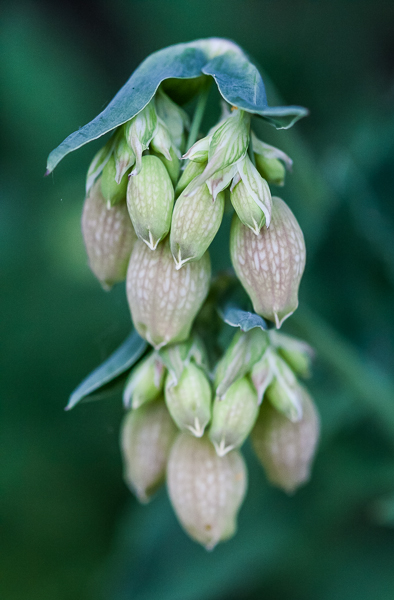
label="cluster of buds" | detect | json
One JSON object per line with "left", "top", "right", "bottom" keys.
{"left": 78, "top": 74, "right": 315, "bottom": 548}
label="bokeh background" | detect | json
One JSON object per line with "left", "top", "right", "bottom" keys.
{"left": 2, "top": 1, "right": 394, "bottom": 598}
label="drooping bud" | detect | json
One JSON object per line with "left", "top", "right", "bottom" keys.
{"left": 230, "top": 178, "right": 266, "bottom": 235}
{"left": 158, "top": 336, "right": 209, "bottom": 387}
{"left": 164, "top": 361, "right": 212, "bottom": 437}
{"left": 85, "top": 134, "right": 116, "bottom": 194}
{"left": 101, "top": 154, "right": 129, "bottom": 207}
{"left": 183, "top": 137, "right": 210, "bottom": 163}
{"left": 155, "top": 89, "right": 190, "bottom": 153}
{"left": 167, "top": 433, "right": 247, "bottom": 549}
{"left": 230, "top": 197, "right": 306, "bottom": 328}
{"left": 152, "top": 145, "right": 180, "bottom": 186}
{"left": 125, "top": 100, "right": 157, "bottom": 176}
{"left": 81, "top": 179, "right": 137, "bottom": 289}
{"left": 214, "top": 328, "right": 268, "bottom": 399}
{"left": 252, "top": 132, "right": 292, "bottom": 187}
{"left": 250, "top": 347, "right": 274, "bottom": 404}
{"left": 126, "top": 155, "right": 174, "bottom": 250}
{"left": 175, "top": 160, "right": 206, "bottom": 196}
{"left": 251, "top": 387, "right": 319, "bottom": 493}
{"left": 120, "top": 399, "right": 177, "bottom": 502}
{"left": 236, "top": 155, "right": 272, "bottom": 227}
{"left": 126, "top": 238, "right": 211, "bottom": 348}
{"left": 113, "top": 132, "right": 135, "bottom": 184}
{"left": 210, "top": 377, "right": 259, "bottom": 456}
{"left": 150, "top": 118, "right": 173, "bottom": 161}
{"left": 265, "top": 352, "right": 304, "bottom": 422}
{"left": 170, "top": 183, "right": 224, "bottom": 269}
{"left": 123, "top": 351, "right": 166, "bottom": 409}
{"left": 207, "top": 163, "right": 238, "bottom": 201}
{"left": 269, "top": 330, "right": 314, "bottom": 378}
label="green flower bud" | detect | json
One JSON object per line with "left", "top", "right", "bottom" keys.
{"left": 85, "top": 134, "right": 116, "bottom": 194}
{"left": 214, "top": 328, "right": 268, "bottom": 399}
{"left": 230, "top": 197, "right": 306, "bottom": 328}
{"left": 167, "top": 433, "right": 247, "bottom": 549}
{"left": 125, "top": 100, "right": 157, "bottom": 176}
{"left": 207, "top": 163, "right": 238, "bottom": 201}
{"left": 230, "top": 178, "right": 266, "bottom": 235}
{"left": 165, "top": 361, "right": 212, "bottom": 437}
{"left": 210, "top": 377, "right": 259, "bottom": 456}
{"left": 183, "top": 137, "right": 210, "bottom": 163}
{"left": 251, "top": 387, "right": 319, "bottom": 493}
{"left": 81, "top": 180, "right": 137, "bottom": 289}
{"left": 170, "top": 184, "right": 224, "bottom": 269}
{"left": 158, "top": 336, "right": 209, "bottom": 387}
{"left": 250, "top": 347, "right": 274, "bottom": 404}
{"left": 127, "top": 155, "right": 174, "bottom": 250}
{"left": 265, "top": 352, "right": 304, "bottom": 422}
{"left": 101, "top": 154, "right": 129, "bottom": 207}
{"left": 269, "top": 330, "right": 314, "bottom": 378}
{"left": 123, "top": 351, "right": 166, "bottom": 409}
{"left": 151, "top": 145, "right": 180, "bottom": 187}
{"left": 120, "top": 399, "right": 177, "bottom": 502}
{"left": 175, "top": 160, "right": 206, "bottom": 196}
{"left": 155, "top": 89, "right": 190, "bottom": 152}
{"left": 126, "top": 238, "right": 211, "bottom": 348}
{"left": 236, "top": 155, "right": 272, "bottom": 227}
{"left": 113, "top": 132, "right": 135, "bottom": 184}
{"left": 150, "top": 118, "right": 173, "bottom": 161}
{"left": 255, "top": 155, "right": 286, "bottom": 186}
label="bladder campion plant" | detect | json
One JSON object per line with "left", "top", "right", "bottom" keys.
{"left": 47, "top": 38, "right": 319, "bottom": 550}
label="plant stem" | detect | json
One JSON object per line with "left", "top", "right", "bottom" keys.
{"left": 248, "top": 130, "right": 256, "bottom": 166}
{"left": 186, "top": 79, "right": 212, "bottom": 151}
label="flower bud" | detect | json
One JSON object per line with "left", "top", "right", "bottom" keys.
{"left": 210, "top": 377, "right": 259, "bottom": 456}
{"left": 125, "top": 100, "right": 157, "bottom": 176}
{"left": 127, "top": 155, "right": 174, "bottom": 250}
{"left": 123, "top": 351, "right": 166, "bottom": 409}
{"left": 155, "top": 89, "right": 190, "bottom": 153}
{"left": 85, "top": 134, "right": 116, "bottom": 194}
{"left": 151, "top": 145, "right": 180, "bottom": 186}
{"left": 170, "top": 184, "right": 224, "bottom": 269}
{"left": 101, "top": 154, "right": 129, "bottom": 207}
{"left": 126, "top": 238, "right": 211, "bottom": 348}
{"left": 113, "top": 132, "right": 135, "bottom": 184}
{"left": 236, "top": 155, "right": 272, "bottom": 227}
{"left": 269, "top": 330, "right": 314, "bottom": 378}
{"left": 230, "top": 197, "right": 306, "bottom": 328}
{"left": 165, "top": 361, "right": 212, "bottom": 437}
{"left": 175, "top": 161, "right": 206, "bottom": 196}
{"left": 150, "top": 118, "right": 173, "bottom": 161}
{"left": 214, "top": 328, "right": 268, "bottom": 399}
{"left": 251, "top": 387, "right": 320, "bottom": 493}
{"left": 250, "top": 347, "right": 274, "bottom": 404}
{"left": 265, "top": 352, "right": 304, "bottom": 422}
{"left": 207, "top": 163, "right": 238, "bottom": 201}
{"left": 167, "top": 433, "right": 247, "bottom": 549}
{"left": 183, "top": 137, "right": 210, "bottom": 163}
{"left": 120, "top": 399, "right": 177, "bottom": 502}
{"left": 81, "top": 180, "right": 137, "bottom": 289}
{"left": 252, "top": 132, "right": 292, "bottom": 187}
{"left": 230, "top": 178, "right": 266, "bottom": 235}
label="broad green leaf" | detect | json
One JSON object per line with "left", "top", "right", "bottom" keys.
{"left": 66, "top": 330, "right": 147, "bottom": 410}
{"left": 47, "top": 39, "right": 308, "bottom": 173}
{"left": 219, "top": 304, "right": 270, "bottom": 332}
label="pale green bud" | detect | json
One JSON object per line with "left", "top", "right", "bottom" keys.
{"left": 155, "top": 89, "right": 190, "bottom": 152}
{"left": 170, "top": 184, "right": 224, "bottom": 269}
{"left": 265, "top": 352, "right": 304, "bottom": 422}
{"left": 120, "top": 399, "right": 177, "bottom": 502}
{"left": 210, "top": 377, "right": 259, "bottom": 456}
{"left": 230, "top": 178, "right": 266, "bottom": 235}
{"left": 123, "top": 351, "right": 166, "bottom": 409}
{"left": 175, "top": 160, "right": 206, "bottom": 196}
{"left": 230, "top": 197, "right": 306, "bottom": 328}
{"left": 165, "top": 361, "right": 212, "bottom": 437}
{"left": 81, "top": 180, "right": 137, "bottom": 289}
{"left": 251, "top": 387, "right": 319, "bottom": 493}
{"left": 236, "top": 155, "right": 272, "bottom": 227}
{"left": 150, "top": 118, "right": 173, "bottom": 161}
{"left": 269, "top": 330, "right": 314, "bottom": 378}
{"left": 250, "top": 347, "right": 274, "bottom": 404}
{"left": 252, "top": 132, "right": 292, "bottom": 187}
{"left": 126, "top": 238, "right": 211, "bottom": 349}
{"left": 85, "top": 134, "right": 116, "bottom": 194}
{"left": 207, "top": 163, "right": 238, "bottom": 201}
{"left": 101, "top": 154, "right": 129, "bottom": 207}
{"left": 127, "top": 155, "right": 174, "bottom": 250}
{"left": 167, "top": 433, "right": 247, "bottom": 549}
{"left": 125, "top": 100, "right": 157, "bottom": 176}
{"left": 158, "top": 336, "right": 209, "bottom": 387}
{"left": 113, "top": 132, "right": 135, "bottom": 184}
{"left": 214, "top": 328, "right": 268, "bottom": 399}
{"left": 182, "top": 137, "right": 210, "bottom": 163}
{"left": 151, "top": 145, "right": 180, "bottom": 186}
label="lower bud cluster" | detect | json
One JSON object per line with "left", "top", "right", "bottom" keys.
{"left": 119, "top": 330, "right": 319, "bottom": 549}
{"left": 79, "top": 87, "right": 316, "bottom": 548}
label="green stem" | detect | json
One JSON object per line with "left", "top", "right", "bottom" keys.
{"left": 248, "top": 130, "right": 256, "bottom": 166}
{"left": 186, "top": 79, "right": 211, "bottom": 151}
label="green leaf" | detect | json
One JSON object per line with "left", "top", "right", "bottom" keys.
{"left": 47, "top": 39, "right": 308, "bottom": 173}
{"left": 202, "top": 51, "right": 308, "bottom": 128}
{"left": 219, "top": 304, "right": 270, "bottom": 331}
{"left": 66, "top": 330, "right": 147, "bottom": 410}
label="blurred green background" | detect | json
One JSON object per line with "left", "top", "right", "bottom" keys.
{"left": 2, "top": 0, "right": 394, "bottom": 598}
